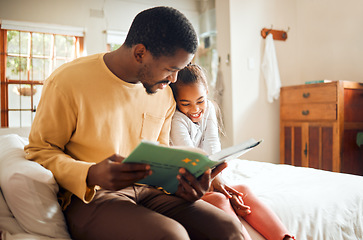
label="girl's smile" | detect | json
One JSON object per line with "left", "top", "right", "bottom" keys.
{"left": 175, "top": 83, "right": 207, "bottom": 123}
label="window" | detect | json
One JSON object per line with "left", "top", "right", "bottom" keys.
{"left": 106, "top": 30, "right": 126, "bottom": 52}
{"left": 0, "top": 21, "right": 84, "bottom": 127}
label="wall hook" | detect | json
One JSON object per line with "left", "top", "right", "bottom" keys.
{"left": 261, "top": 27, "right": 289, "bottom": 41}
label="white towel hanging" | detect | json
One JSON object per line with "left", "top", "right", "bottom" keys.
{"left": 261, "top": 33, "right": 281, "bottom": 103}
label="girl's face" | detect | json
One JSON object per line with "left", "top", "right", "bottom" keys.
{"left": 175, "top": 83, "right": 207, "bottom": 123}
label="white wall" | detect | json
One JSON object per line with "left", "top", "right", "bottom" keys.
{"left": 216, "top": 0, "right": 363, "bottom": 164}
{"left": 0, "top": 0, "right": 200, "bottom": 55}
{"left": 296, "top": 0, "right": 363, "bottom": 82}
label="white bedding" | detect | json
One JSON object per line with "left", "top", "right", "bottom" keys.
{"left": 222, "top": 159, "right": 363, "bottom": 240}
{"left": 1, "top": 128, "right": 363, "bottom": 240}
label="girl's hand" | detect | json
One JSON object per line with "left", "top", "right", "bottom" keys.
{"left": 230, "top": 193, "right": 251, "bottom": 217}
{"left": 211, "top": 176, "right": 251, "bottom": 217}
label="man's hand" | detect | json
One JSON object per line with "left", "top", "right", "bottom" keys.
{"left": 175, "top": 162, "right": 228, "bottom": 202}
{"left": 86, "top": 154, "right": 152, "bottom": 190}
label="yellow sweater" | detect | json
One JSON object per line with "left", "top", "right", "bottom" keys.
{"left": 24, "top": 53, "right": 176, "bottom": 207}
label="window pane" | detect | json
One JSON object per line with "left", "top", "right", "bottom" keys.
{"left": 8, "top": 111, "right": 32, "bottom": 127}
{"left": 6, "top": 56, "right": 28, "bottom": 80}
{"left": 21, "top": 111, "right": 32, "bottom": 127}
{"left": 8, "top": 84, "right": 21, "bottom": 109}
{"left": 6, "top": 56, "right": 20, "bottom": 80}
{"left": 33, "top": 85, "right": 43, "bottom": 108}
{"left": 20, "top": 32, "right": 30, "bottom": 55}
{"left": 44, "top": 34, "right": 52, "bottom": 56}
{"left": 55, "top": 35, "right": 67, "bottom": 57}
{"left": 19, "top": 85, "right": 32, "bottom": 109}
{"left": 9, "top": 111, "right": 21, "bottom": 127}
{"left": 54, "top": 59, "right": 65, "bottom": 70}
{"left": 7, "top": 31, "right": 20, "bottom": 54}
{"left": 45, "top": 59, "right": 52, "bottom": 79}
{"left": 8, "top": 84, "right": 34, "bottom": 109}
{"left": 32, "top": 33, "right": 52, "bottom": 57}
{"left": 31, "top": 58, "right": 45, "bottom": 81}
{"left": 19, "top": 57, "right": 28, "bottom": 80}
{"left": 32, "top": 33, "right": 44, "bottom": 56}
{"left": 65, "top": 36, "right": 75, "bottom": 58}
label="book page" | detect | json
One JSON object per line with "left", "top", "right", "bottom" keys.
{"left": 209, "top": 138, "right": 262, "bottom": 162}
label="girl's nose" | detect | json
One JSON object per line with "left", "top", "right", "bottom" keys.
{"left": 191, "top": 104, "right": 199, "bottom": 112}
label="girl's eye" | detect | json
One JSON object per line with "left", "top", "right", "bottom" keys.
{"left": 197, "top": 100, "right": 205, "bottom": 104}
{"left": 181, "top": 103, "right": 190, "bottom": 107}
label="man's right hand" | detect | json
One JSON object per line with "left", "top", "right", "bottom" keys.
{"left": 86, "top": 154, "right": 152, "bottom": 190}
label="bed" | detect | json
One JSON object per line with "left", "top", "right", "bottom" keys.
{"left": 1, "top": 127, "right": 362, "bottom": 240}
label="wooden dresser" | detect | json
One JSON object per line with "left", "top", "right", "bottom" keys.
{"left": 280, "top": 81, "right": 363, "bottom": 176}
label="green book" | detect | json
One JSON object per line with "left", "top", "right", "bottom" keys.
{"left": 123, "top": 138, "right": 262, "bottom": 194}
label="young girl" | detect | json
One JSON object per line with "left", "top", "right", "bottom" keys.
{"left": 169, "top": 64, "right": 294, "bottom": 240}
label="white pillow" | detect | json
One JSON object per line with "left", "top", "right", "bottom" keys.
{"left": 0, "top": 134, "right": 70, "bottom": 239}
{"left": 0, "top": 188, "right": 25, "bottom": 235}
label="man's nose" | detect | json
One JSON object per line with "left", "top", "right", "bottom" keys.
{"left": 168, "top": 71, "right": 178, "bottom": 83}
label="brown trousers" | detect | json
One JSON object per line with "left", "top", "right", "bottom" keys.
{"left": 64, "top": 186, "right": 244, "bottom": 240}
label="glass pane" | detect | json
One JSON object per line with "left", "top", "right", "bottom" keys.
{"left": 8, "top": 84, "right": 35, "bottom": 109}
{"left": 65, "top": 36, "right": 75, "bottom": 58}
{"left": 8, "top": 84, "right": 21, "bottom": 109}
{"left": 20, "top": 86, "right": 32, "bottom": 109}
{"left": 44, "top": 34, "right": 52, "bottom": 56}
{"left": 6, "top": 56, "right": 28, "bottom": 80}
{"left": 9, "top": 111, "right": 21, "bottom": 128}
{"left": 32, "top": 33, "right": 44, "bottom": 56}
{"left": 55, "top": 35, "right": 67, "bottom": 57}
{"left": 54, "top": 59, "right": 65, "bottom": 70}
{"left": 19, "top": 57, "right": 28, "bottom": 80}
{"left": 31, "top": 58, "right": 45, "bottom": 81}
{"left": 33, "top": 85, "right": 43, "bottom": 108}
{"left": 8, "top": 84, "right": 38, "bottom": 109}
{"left": 45, "top": 59, "right": 52, "bottom": 79}
{"left": 20, "top": 32, "right": 30, "bottom": 55}
{"left": 7, "top": 31, "right": 19, "bottom": 54}
{"left": 21, "top": 111, "right": 32, "bottom": 127}
{"left": 6, "top": 56, "right": 20, "bottom": 80}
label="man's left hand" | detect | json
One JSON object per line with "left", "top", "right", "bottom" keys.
{"left": 175, "top": 162, "right": 227, "bottom": 202}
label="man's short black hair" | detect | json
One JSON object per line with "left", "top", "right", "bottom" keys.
{"left": 124, "top": 6, "right": 198, "bottom": 58}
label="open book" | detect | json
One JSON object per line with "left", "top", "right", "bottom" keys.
{"left": 123, "top": 138, "right": 262, "bottom": 194}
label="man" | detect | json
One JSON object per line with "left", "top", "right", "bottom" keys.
{"left": 25, "top": 6, "right": 244, "bottom": 240}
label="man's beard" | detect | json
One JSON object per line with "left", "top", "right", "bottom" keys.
{"left": 137, "top": 65, "right": 156, "bottom": 95}
{"left": 143, "top": 83, "right": 156, "bottom": 95}
{"left": 137, "top": 65, "right": 169, "bottom": 95}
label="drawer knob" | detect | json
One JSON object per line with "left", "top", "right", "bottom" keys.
{"left": 302, "top": 92, "right": 310, "bottom": 98}
{"left": 302, "top": 110, "right": 310, "bottom": 115}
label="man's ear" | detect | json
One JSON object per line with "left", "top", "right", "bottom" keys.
{"left": 133, "top": 44, "right": 146, "bottom": 63}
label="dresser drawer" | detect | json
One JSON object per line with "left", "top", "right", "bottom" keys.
{"left": 281, "top": 103, "right": 337, "bottom": 121}
{"left": 281, "top": 84, "right": 337, "bottom": 104}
